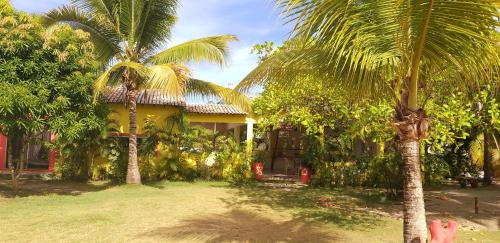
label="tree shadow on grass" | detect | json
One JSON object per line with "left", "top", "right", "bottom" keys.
{"left": 0, "top": 179, "right": 112, "bottom": 198}
{"left": 138, "top": 209, "right": 340, "bottom": 242}
{"left": 221, "top": 185, "right": 386, "bottom": 230}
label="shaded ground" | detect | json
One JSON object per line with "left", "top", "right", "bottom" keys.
{"left": 0, "top": 179, "right": 111, "bottom": 198}
{"left": 0, "top": 180, "right": 499, "bottom": 242}
{"left": 140, "top": 209, "right": 338, "bottom": 242}
{"left": 424, "top": 186, "right": 500, "bottom": 231}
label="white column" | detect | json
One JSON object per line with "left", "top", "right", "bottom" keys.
{"left": 246, "top": 119, "right": 254, "bottom": 144}
{"left": 246, "top": 118, "right": 255, "bottom": 154}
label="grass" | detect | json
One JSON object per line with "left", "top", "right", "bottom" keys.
{"left": 0, "top": 180, "right": 498, "bottom": 242}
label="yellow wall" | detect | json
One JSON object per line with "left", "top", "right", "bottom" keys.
{"left": 109, "top": 104, "right": 180, "bottom": 134}
{"left": 109, "top": 104, "right": 248, "bottom": 134}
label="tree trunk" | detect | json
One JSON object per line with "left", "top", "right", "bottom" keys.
{"left": 126, "top": 87, "right": 141, "bottom": 184}
{"left": 394, "top": 107, "right": 429, "bottom": 243}
{"left": 9, "top": 136, "right": 26, "bottom": 195}
{"left": 7, "top": 136, "right": 17, "bottom": 193}
{"left": 400, "top": 140, "right": 427, "bottom": 243}
{"left": 483, "top": 133, "right": 492, "bottom": 185}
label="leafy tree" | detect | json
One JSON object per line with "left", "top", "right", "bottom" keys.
{"left": 237, "top": 1, "right": 498, "bottom": 241}
{"left": 43, "top": 0, "right": 251, "bottom": 184}
{"left": 254, "top": 80, "right": 346, "bottom": 136}
{"left": 0, "top": 3, "right": 103, "bottom": 189}
{"left": 424, "top": 93, "right": 476, "bottom": 153}
{"left": 471, "top": 87, "right": 500, "bottom": 184}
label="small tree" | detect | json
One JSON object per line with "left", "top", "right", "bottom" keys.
{"left": 0, "top": 3, "right": 102, "bottom": 191}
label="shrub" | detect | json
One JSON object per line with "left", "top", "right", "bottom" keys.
{"left": 422, "top": 154, "right": 451, "bottom": 186}
{"left": 140, "top": 145, "right": 199, "bottom": 181}
{"left": 105, "top": 139, "right": 128, "bottom": 183}
{"left": 212, "top": 136, "right": 251, "bottom": 183}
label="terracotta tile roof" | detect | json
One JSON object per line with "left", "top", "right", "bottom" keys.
{"left": 185, "top": 104, "right": 247, "bottom": 115}
{"left": 102, "top": 88, "right": 246, "bottom": 115}
{"left": 102, "top": 87, "right": 186, "bottom": 106}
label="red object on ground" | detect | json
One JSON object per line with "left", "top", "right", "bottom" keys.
{"left": 252, "top": 162, "right": 264, "bottom": 181}
{"left": 300, "top": 166, "right": 311, "bottom": 184}
{"left": 430, "top": 219, "right": 457, "bottom": 243}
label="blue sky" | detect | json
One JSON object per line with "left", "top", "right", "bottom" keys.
{"left": 11, "top": 0, "right": 289, "bottom": 92}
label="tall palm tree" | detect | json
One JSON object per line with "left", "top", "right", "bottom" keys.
{"left": 237, "top": 0, "right": 498, "bottom": 242}
{"left": 43, "top": 0, "right": 250, "bottom": 185}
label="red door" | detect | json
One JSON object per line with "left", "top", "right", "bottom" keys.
{"left": 0, "top": 134, "right": 7, "bottom": 170}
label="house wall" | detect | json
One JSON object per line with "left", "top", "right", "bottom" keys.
{"left": 108, "top": 104, "right": 180, "bottom": 134}
{"left": 109, "top": 104, "right": 248, "bottom": 134}
{"left": 0, "top": 104, "right": 250, "bottom": 174}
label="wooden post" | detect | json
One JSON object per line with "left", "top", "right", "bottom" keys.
{"left": 475, "top": 197, "right": 479, "bottom": 214}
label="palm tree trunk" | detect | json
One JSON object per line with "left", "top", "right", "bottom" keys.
{"left": 400, "top": 140, "right": 427, "bottom": 243}
{"left": 394, "top": 106, "right": 429, "bottom": 243}
{"left": 483, "top": 133, "right": 492, "bottom": 185}
{"left": 126, "top": 87, "right": 141, "bottom": 184}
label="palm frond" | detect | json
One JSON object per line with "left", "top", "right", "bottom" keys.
{"left": 142, "top": 63, "right": 191, "bottom": 98}
{"left": 42, "top": 5, "right": 121, "bottom": 62}
{"left": 146, "top": 35, "right": 238, "bottom": 66}
{"left": 94, "top": 61, "right": 147, "bottom": 95}
{"left": 470, "top": 134, "right": 484, "bottom": 165}
{"left": 70, "top": 0, "right": 118, "bottom": 26}
{"left": 270, "top": 0, "right": 499, "bottom": 100}
{"left": 236, "top": 44, "right": 395, "bottom": 101}
{"left": 133, "top": 0, "right": 178, "bottom": 53}
{"left": 187, "top": 79, "right": 252, "bottom": 113}
{"left": 0, "top": 0, "right": 14, "bottom": 15}
{"left": 469, "top": 133, "right": 500, "bottom": 167}
{"left": 410, "top": 0, "right": 498, "bottom": 85}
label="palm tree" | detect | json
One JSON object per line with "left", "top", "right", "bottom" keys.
{"left": 237, "top": 0, "right": 498, "bottom": 242}
{"left": 43, "top": 0, "right": 250, "bottom": 184}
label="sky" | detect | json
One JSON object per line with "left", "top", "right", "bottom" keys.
{"left": 11, "top": 0, "right": 290, "bottom": 92}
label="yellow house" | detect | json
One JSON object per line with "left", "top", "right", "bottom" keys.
{"left": 103, "top": 87, "right": 255, "bottom": 144}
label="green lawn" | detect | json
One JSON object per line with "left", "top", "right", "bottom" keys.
{"left": 0, "top": 180, "right": 498, "bottom": 242}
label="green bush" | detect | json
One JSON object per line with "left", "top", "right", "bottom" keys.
{"left": 422, "top": 154, "right": 451, "bottom": 186}
{"left": 105, "top": 139, "right": 128, "bottom": 183}
{"left": 135, "top": 112, "right": 254, "bottom": 183}
{"left": 212, "top": 136, "right": 251, "bottom": 183}
{"left": 140, "top": 147, "right": 200, "bottom": 181}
